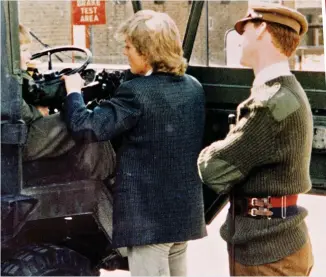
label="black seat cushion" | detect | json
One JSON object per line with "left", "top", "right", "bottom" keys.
{"left": 23, "top": 153, "right": 90, "bottom": 187}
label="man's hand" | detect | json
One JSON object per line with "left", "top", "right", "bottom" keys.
{"left": 36, "top": 106, "right": 49, "bottom": 116}
{"left": 62, "top": 73, "right": 84, "bottom": 95}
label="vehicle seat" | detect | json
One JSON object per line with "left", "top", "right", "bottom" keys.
{"left": 22, "top": 153, "right": 93, "bottom": 187}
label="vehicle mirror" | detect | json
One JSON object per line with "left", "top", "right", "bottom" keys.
{"left": 224, "top": 28, "right": 243, "bottom": 67}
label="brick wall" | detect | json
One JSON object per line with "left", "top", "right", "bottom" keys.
{"left": 18, "top": 1, "right": 248, "bottom": 66}
{"left": 19, "top": 1, "right": 72, "bottom": 59}
{"left": 18, "top": 1, "right": 322, "bottom": 68}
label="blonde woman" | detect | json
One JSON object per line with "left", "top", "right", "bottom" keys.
{"left": 19, "top": 24, "right": 115, "bottom": 180}
{"left": 63, "top": 10, "right": 207, "bottom": 276}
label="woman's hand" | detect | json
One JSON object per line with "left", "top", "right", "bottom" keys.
{"left": 62, "top": 73, "right": 84, "bottom": 95}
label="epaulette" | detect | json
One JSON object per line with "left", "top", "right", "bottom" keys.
{"left": 252, "top": 82, "right": 300, "bottom": 122}
{"left": 251, "top": 82, "right": 281, "bottom": 103}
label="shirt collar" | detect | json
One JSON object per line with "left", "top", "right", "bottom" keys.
{"left": 253, "top": 61, "right": 292, "bottom": 87}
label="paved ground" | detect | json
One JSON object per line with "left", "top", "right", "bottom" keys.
{"left": 101, "top": 194, "right": 326, "bottom": 276}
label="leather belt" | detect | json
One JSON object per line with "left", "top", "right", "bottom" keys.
{"left": 232, "top": 195, "right": 298, "bottom": 219}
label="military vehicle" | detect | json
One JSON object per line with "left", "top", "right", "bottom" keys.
{"left": 1, "top": 0, "right": 325, "bottom": 276}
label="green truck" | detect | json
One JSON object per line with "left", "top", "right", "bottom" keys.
{"left": 1, "top": 1, "right": 325, "bottom": 275}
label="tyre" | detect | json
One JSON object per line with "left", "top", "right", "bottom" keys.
{"left": 1, "top": 244, "right": 98, "bottom": 276}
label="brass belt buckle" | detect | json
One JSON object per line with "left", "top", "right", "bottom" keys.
{"left": 249, "top": 207, "right": 273, "bottom": 218}
{"left": 251, "top": 198, "right": 258, "bottom": 206}
{"left": 248, "top": 197, "right": 273, "bottom": 219}
{"left": 249, "top": 208, "right": 258, "bottom": 216}
{"left": 264, "top": 196, "right": 271, "bottom": 206}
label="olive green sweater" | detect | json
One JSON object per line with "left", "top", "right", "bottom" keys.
{"left": 198, "top": 75, "right": 313, "bottom": 265}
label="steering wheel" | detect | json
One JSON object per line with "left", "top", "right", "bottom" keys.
{"left": 30, "top": 45, "right": 92, "bottom": 86}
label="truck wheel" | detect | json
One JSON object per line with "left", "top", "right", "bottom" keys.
{"left": 1, "top": 244, "right": 98, "bottom": 276}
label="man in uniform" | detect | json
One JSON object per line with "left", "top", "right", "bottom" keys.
{"left": 198, "top": 4, "right": 314, "bottom": 276}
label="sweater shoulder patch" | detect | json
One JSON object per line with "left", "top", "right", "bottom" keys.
{"left": 267, "top": 86, "right": 301, "bottom": 122}
{"left": 252, "top": 82, "right": 281, "bottom": 103}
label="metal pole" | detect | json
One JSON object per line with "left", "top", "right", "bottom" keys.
{"left": 89, "top": 25, "right": 94, "bottom": 53}
{"left": 132, "top": 1, "right": 142, "bottom": 13}
{"left": 205, "top": 0, "right": 209, "bottom": 66}
{"left": 182, "top": 0, "right": 205, "bottom": 62}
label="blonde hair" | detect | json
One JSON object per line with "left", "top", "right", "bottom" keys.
{"left": 116, "top": 10, "right": 187, "bottom": 76}
{"left": 253, "top": 20, "right": 300, "bottom": 57}
{"left": 19, "top": 24, "right": 32, "bottom": 45}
